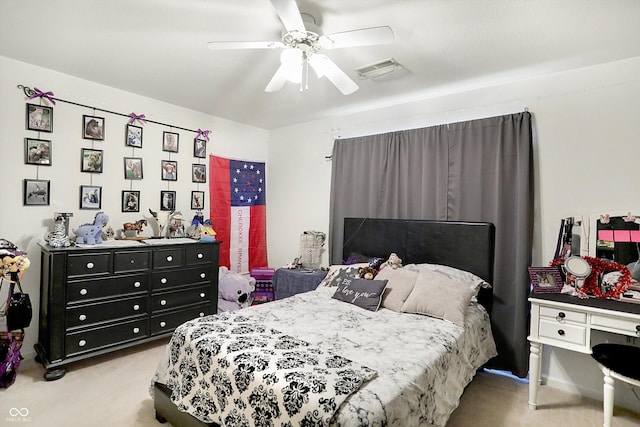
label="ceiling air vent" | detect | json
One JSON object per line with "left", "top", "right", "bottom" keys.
{"left": 354, "top": 58, "right": 400, "bottom": 80}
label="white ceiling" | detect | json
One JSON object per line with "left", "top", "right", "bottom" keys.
{"left": 2, "top": 0, "right": 640, "bottom": 130}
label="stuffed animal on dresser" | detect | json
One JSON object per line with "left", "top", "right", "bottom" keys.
{"left": 217, "top": 267, "right": 256, "bottom": 313}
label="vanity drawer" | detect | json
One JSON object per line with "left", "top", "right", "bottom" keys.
{"left": 114, "top": 250, "right": 150, "bottom": 273}
{"left": 65, "top": 318, "right": 149, "bottom": 357}
{"left": 539, "top": 318, "right": 587, "bottom": 346}
{"left": 67, "top": 252, "right": 111, "bottom": 277}
{"left": 66, "top": 295, "right": 148, "bottom": 329}
{"left": 151, "top": 285, "right": 211, "bottom": 312}
{"left": 591, "top": 314, "right": 640, "bottom": 336}
{"left": 67, "top": 274, "right": 148, "bottom": 303}
{"left": 150, "top": 304, "right": 211, "bottom": 335}
{"left": 153, "top": 248, "right": 184, "bottom": 269}
{"left": 151, "top": 267, "right": 211, "bottom": 290}
{"left": 540, "top": 306, "right": 587, "bottom": 324}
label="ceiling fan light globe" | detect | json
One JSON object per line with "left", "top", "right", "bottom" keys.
{"left": 280, "top": 49, "right": 303, "bottom": 83}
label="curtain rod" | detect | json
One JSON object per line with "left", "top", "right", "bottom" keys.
{"left": 17, "top": 84, "right": 209, "bottom": 136}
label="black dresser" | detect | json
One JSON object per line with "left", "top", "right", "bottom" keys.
{"left": 35, "top": 239, "right": 220, "bottom": 380}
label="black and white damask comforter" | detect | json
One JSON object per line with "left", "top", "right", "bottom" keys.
{"left": 152, "top": 290, "right": 497, "bottom": 427}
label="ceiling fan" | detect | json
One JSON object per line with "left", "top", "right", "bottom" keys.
{"left": 207, "top": 0, "right": 394, "bottom": 95}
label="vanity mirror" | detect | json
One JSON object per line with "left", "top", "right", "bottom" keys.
{"left": 589, "top": 211, "right": 640, "bottom": 266}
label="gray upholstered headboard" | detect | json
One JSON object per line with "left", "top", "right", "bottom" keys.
{"left": 342, "top": 218, "right": 496, "bottom": 312}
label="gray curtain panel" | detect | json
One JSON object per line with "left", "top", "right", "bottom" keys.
{"left": 328, "top": 112, "right": 533, "bottom": 378}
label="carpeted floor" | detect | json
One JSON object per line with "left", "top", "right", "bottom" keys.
{"left": 1, "top": 338, "right": 639, "bottom": 427}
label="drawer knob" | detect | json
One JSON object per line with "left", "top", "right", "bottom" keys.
{"left": 160, "top": 321, "right": 166, "bottom": 327}
{"left": 80, "top": 288, "right": 88, "bottom": 296}
{"left": 166, "top": 256, "right": 173, "bottom": 262}
{"left": 133, "top": 327, "right": 140, "bottom": 334}
{"left": 133, "top": 304, "right": 140, "bottom": 311}
{"left": 200, "top": 273, "right": 206, "bottom": 279}
{"left": 130, "top": 259, "right": 135, "bottom": 264}
{"left": 134, "top": 281, "right": 141, "bottom": 288}
{"left": 557, "top": 329, "right": 565, "bottom": 336}
{"left": 161, "top": 278, "right": 167, "bottom": 284}
{"left": 160, "top": 299, "right": 167, "bottom": 306}
{"left": 197, "top": 253, "right": 204, "bottom": 259}
{"left": 556, "top": 312, "right": 566, "bottom": 321}
{"left": 86, "top": 262, "right": 94, "bottom": 269}
{"left": 199, "top": 312, "right": 205, "bottom": 317}
{"left": 79, "top": 339, "right": 87, "bottom": 347}
{"left": 79, "top": 314, "right": 87, "bottom": 321}
{"left": 200, "top": 292, "right": 206, "bottom": 298}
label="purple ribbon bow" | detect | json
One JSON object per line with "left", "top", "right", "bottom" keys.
{"left": 128, "top": 112, "right": 147, "bottom": 125}
{"left": 29, "top": 87, "right": 56, "bottom": 105}
{"left": 195, "top": 128, "right": 211, "bottom": 142}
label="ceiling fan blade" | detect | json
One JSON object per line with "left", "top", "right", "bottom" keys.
{"left": 269, "top": 0, "right": 306, "bottom": 33}
{"left": 308, "top": 54, "right": 359, "bottom": 95}
{"left": 207, "top": 41, "right": 285, "bottom": 50}
{"left": 265, "top": 64, "right": 289, "bottom": 92}
{"left": 319, "top": 26, "right": 394, "bottom": 49}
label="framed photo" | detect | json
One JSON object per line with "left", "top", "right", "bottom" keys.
{"left": 80, "top": 185, "right": 102, "bottom": 210}
{"left": 81, "top": 148, "right": 103, "bottom": 173}
{"left": 26, "top": 103, "right": 53, "bottom": 132}
{"left": 24, "top": 138, "right": 52, "bottom": 165}
{"left": 163, "top": 131, "right": 179, "bottom": 153}
{"left": 161, "top": 160, "right": 178, "bottom": 181}
{"left": 191, "top": 191, "right": 205, "bottom": 210}
{"left": 192, "top": 164, "right": 206, "bottom": 183}
{"left": 160, "top": 190, "right": 176, "bottom": 211}
{"left": 124, "top": 157, "right": 143, "bottom": 180}
{"left": 194, "top": 138, "right": 206, "bottom": 158}
{"left": 83, "top": 115, "right": 105, "bottom": 140}
{"left": 23, "top": 179, "right": 50, "bottom": 206}
{"left": 529, "top": 266, "right": 564, "bottom": 294}
{"left": 122, "top": 190, "right": 140, "bottom": 212}
{"left": 125, "top": 124, "right": 143, "bottom": 148}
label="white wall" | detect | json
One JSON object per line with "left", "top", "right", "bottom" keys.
{"left": 266, "top": 56, "right": 640, "bottom": 410}
{"left": 0, "top": 55, "right": 269, "bottom": 358}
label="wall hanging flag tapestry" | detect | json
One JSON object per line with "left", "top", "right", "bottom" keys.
{"left": 209, "top": 155, "right": 267, "bottom": 273}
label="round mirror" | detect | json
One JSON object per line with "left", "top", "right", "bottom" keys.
{"left": 564, "top": 256, "right": 591, "bottom": 278}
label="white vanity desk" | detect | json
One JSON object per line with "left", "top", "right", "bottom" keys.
{"left": 528, "top": 293, "right": 640, "bottom": 409}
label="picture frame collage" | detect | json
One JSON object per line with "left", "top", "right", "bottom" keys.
{"left": 23, "top": 102, "right": 208, "bottom": 212}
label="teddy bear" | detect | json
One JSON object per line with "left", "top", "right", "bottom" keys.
{"left": 358, "top": 265, "right": 377, "bottom": 280}
{"left": 217, "top": 266, "right": 256, "bottom": 313}
{"left": 382, "top": 252, "right": 403, "bottom": 270}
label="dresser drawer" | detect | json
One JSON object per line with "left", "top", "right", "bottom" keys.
{"left": 540, "top": 306, "right": 587, "bottom": 324}
{"left": 539, "top": 318, "right": 587, "bottom": 346}
{"left": 67, "top": 273, "right": 148, "bottom": 303}
{"left": 151, "top": 285, "right": 211, "bottom": 312}
{"left": 114, "top": 250, "right": 150, "bottom": 273}
{"left": 151, "top": 267, "right": 211, "bottom": 290}
{"left": 66, "top": 295, "right": 148, "bottom": 329}
{"left": 185, "top": 245, "right": 213, "bottom": 265}
{"left": 153, "top": 248, "right": 184, "bottom": 269}
{"left": 591, "top": 313, "right": 640, "bottom": 337}
{"left": 65, "top": 318, "right": 149, "bottom": 356}
{"left": 67, "top": 252, "right": 111, "bottom": 277}
{"left": 150, "top": 304, "right": 212, "bottom": 335}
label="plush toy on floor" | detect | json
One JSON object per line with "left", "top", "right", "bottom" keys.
{"left": 217, "top": 266, "right": 256, "bottom": 313}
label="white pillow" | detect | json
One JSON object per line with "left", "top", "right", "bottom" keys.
{"left": 315, "top": 263, "right": 369, "bottom": 296}
{"left": 375, "top": 267, "right": 418, "bottom": 312}
{"left": 403, "top": 263, "right": 491, "bottom": 297}
{"left": 400, "top": 269, "right": 475, "bottom": 327}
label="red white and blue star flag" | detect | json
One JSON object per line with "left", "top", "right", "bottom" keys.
{"left": 209, "top": 155, "right": 268, "bottom": 273}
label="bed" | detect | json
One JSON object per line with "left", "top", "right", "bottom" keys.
{"left": 151, "top": 218, "right": 497, "bottom": 427}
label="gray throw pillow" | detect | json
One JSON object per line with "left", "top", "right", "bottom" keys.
{"left": 332, "top": 278, "right": 388, "bottom": 312}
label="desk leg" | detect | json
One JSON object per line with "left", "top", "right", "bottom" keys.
{"left": 528, "top": 342, "right": 542, "bottom": 410}
{"left": 602, "top": 369, "right": 614, "bottom": 427}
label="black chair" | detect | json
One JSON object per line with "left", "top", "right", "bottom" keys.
{"left": 591, "top": 343, "right": 640, "bottom": 427}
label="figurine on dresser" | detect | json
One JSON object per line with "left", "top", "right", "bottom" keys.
{"left": 72, "top": 212, "right": 109, "bottom": 244}
{"left": 45, "top": 215, "right": 72, "bottom": 248}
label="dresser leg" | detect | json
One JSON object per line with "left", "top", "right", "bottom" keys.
{"left": 528, "top": 341, "right": 542, "bottom": 409}
{"left": 44, "top": 367, "right": 66, "bottom": 381}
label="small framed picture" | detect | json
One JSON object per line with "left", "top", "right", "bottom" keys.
{"left": 529, "top": 266, "right": 564, "bottom": 294}
{"left": 160, "top": 190, "right": 176, "bottom": 211}
{"left": 23, "top": 179, "right": 50, "bottom": 206}
{"left": 122, "top": 190, "right": 140, "bottom": 212}
{"left": 192, "top": 164, "right": 206, "bottom": 183}
{"left": 81, "top": 148, "right": 103, "bottom": 173}
{"left": 24, "top": 138, "right": 52, "bottom": 165}
{"left": 163, "top": 131, "right": 179, "bottom": 153}
{"left": 191, "top": 191, "right": 205, "bottom": 210}
{"left": 194, "top": 138, "right": 206, "bottom": 158}
{"left": 125, "top": 124, "right": 143, "bottom": 148}
{"left": 26, "top": 103, "right": 53, "bottom": 133}
{"left": 161, "top": 160, "right": 178, "bottom": 181}
{"left": 124, "top": 157, "right": 143, "bottom": 180}
{"left": 80, "top": 185, "right": 102, "bottom": 210}
{"left": 83, "top": 115, "right": 105, "bottom": 140}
